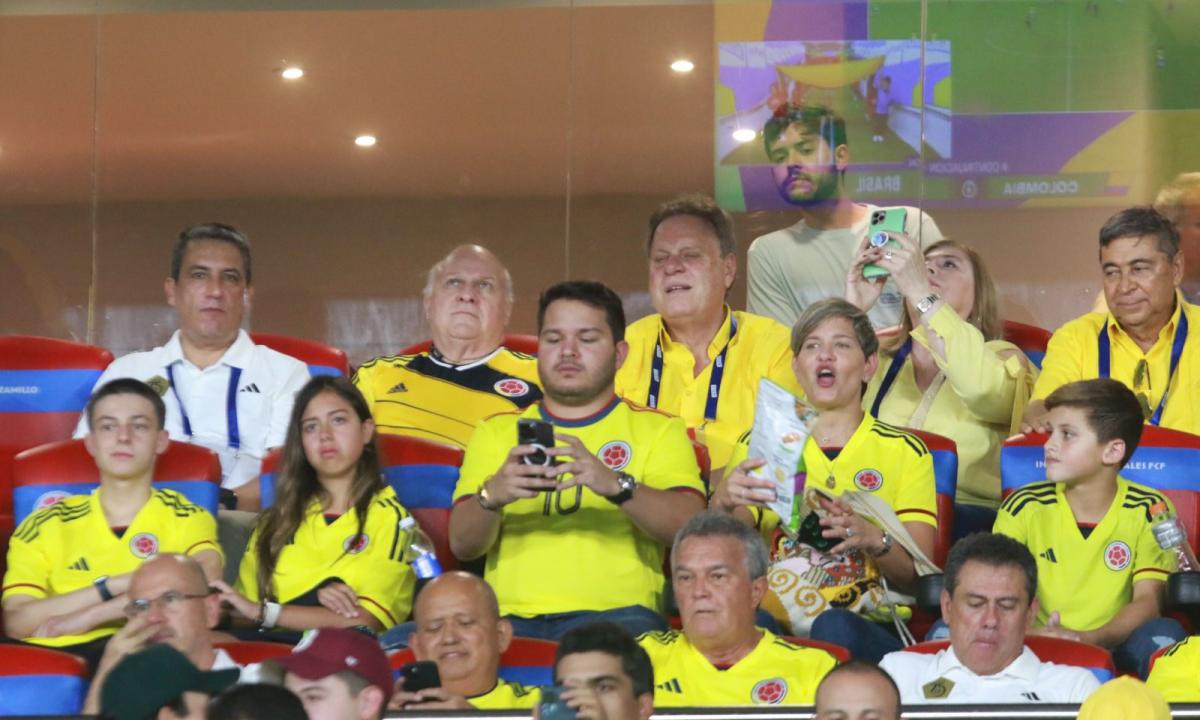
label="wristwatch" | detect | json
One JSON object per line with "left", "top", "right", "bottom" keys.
{"left": 915, "top": 293, "right": 941, "bottom": 315}
{"left": 477, "top": 481, "right": 500, "bottom": 512}
{"left": 93, "top": 575, "right": 114, "bottom": 602}
{"left": 868, "top": 532, "right": 894, "bottom": 558}
{"left": 607, "top": 473, "right": 637, "bottom": 506}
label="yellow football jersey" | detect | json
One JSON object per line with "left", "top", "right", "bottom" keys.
{"left": 455, "top": 397, "right": 705, "bottom": 617}
{"left": 1147, "top": 635, "right": 1200, "bottom": 702}
{"left": 638, "top": 629, "right": 837, "bottom": 706}
{"left": 2, "top": 488, "right": 221, "bottom": 647}
{"left": 994, "top": 478, "right": 1176, "bottom": 631}
{"left": 731, "top": 413, "right": 938, "bottom": 534}
{"left": 616, "top": 308, "right": 802, "bottom": 472}
{"left": 236, "top": 486, "right": 416, "bottom": 628}
{"left": 353, "top": 347, "right": 542, "bottom": 449}
{"left": 469, "top": 679, "right": 540, "bottom": 709}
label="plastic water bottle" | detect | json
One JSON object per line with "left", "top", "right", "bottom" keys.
{"left": 1150, "top": 502, "right": 1199, "bottom": 572}
{"left": 399, "top": 516, "right": 443, "bottom": 579}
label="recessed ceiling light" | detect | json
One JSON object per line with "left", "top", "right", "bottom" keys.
{"left": 670, "top": 59, "right": 695, "bottom": 73}
{"left": 280, "top": 66, "right": 304, "bottom": 80}
{"left": 354, "top": 135, "right": 377, "bottom": 148}
{"left": 732, "top": 128, "right": 756, "bottom": 143}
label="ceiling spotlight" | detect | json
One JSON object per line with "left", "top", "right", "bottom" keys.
{"left": 670, "top": 59, "right": 695, "bottom": 73}
{"left": 732, "top": 128, "right": 756, "bottom": 143}
{"left": 354, "top": 135, "right": 377, "bottom": 148}
{"left": 280, "top": 66, "right": 304, "bottom": 80}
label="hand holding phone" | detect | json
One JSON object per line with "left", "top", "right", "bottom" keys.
{"left": 538, "top": 685, "right": 580, "bottom": 720}
{"left": 862, "top": 208, "right": 908, "bottom": 279}
{"left": 398, "top": 661, "right": 442, "bottom": 693}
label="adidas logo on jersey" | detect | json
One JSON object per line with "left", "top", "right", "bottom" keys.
{"left": 239, "top": 383, "right": 262, "bottom": 393}
{"left": 68, "top": 557, "right": 91, "bottom": 571}
{"left": 655, "top": 679, "right": 682, "bottom": 694}
{"left": 388, "top": 383, "right": 409, "bottom": 394}
{"left": 1039, "top": 548, "right": 1057, "bottom": 563}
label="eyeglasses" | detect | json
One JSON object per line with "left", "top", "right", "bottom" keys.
{"left": 1133, "top": 359, "right": 1153, "bottom": 420}
{"left": 124, "top": 589, "right": 214, "bottom": 619}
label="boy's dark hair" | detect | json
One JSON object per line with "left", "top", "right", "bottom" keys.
{"left": 1045, "top": 378, "right": 1144, "bottom": 467}
{"left": 537, "top": 281, "right": 626, "bottom": 342}
{"left": 815, "top": 659, "right": 900, "bottom": 719}
{"left": 647, "top": 194, "right": 736, "bottom": 257}
{"left": 85, "top": 378, "right": 167, "bottom": 431}
{"left": 944, "top": 532, "right": 1038, "bottom": 604}
{"left": 555, "top": 621, "right": 654, "bottom": 698}
{"left": 1098, "top": 206, "right": 1180, "bottom": 259}
{"left": 206, "top": 683, "right": 308, "bottom": 720}
{"left": 171, "top": 223, "right": 253, "bottom": 284}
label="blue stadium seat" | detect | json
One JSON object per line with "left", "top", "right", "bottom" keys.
{"left": 250, "top": 332, "right": 349, "bottom": 377}
{"left": 906, "top": 429, "right": 958, "bottom": 568}
{"left": 0, "top": 645, "right": 89, "bottom": 716}
{"left": 1002, "top": 320, "right": 1052, "bottom": 369}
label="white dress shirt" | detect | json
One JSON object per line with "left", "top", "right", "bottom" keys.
{"left": 879, "top": 646, "right": 1100, "bottom": 704}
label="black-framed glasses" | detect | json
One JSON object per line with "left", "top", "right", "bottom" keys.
{"left": 123, "top": 588, "right": 214, "bottom": 619}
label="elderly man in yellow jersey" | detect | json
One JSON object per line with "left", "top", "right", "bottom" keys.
{"left": 639, "top": 511, "right": 837, "bottom": 706}
{"left": 2, "top": 379, "right": 222, "bottom": 669}
{"left": 450, "top": 281, "right": 706, "bottom": 640}
{"left": 389, "top": 572, "right": 538, "bottom": 710}
{"left": 616, "top": 195, "right": 800, "bottom": 473}
{"left": 1024, "top": 207, "right": 1200, "bottom": 434}
{"left": 353, "top": 244, "right": 541, "bottom": 449}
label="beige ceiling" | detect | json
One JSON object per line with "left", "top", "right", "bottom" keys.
{"left": 0, "top": 4, "right": 714, "bottom": 203}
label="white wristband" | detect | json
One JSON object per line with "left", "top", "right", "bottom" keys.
{"left": 261, "top": 600, "right": 283, "bottom": 630}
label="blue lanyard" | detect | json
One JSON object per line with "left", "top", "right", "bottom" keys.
{"left": 166, "top": 364, "right": 242, "bottom": 450}
{"left": 1098, "top": 311, "right": 1188, "bottom": 427}
{"left": 869, "top": 339, "right": 913, "bottom": 419}
{"left": 648, "top": 315, "right": 738, "bottom": 421}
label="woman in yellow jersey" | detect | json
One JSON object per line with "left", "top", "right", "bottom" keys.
{"left": 213, "top": 376, "right": 416, "bottom": 634}
{"left": 846, "top": 235, "right": 1035, "bottom": 536}
{"left": 713, "top": 298, "right": 936, "bottom": 661}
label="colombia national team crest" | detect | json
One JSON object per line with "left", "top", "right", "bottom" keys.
{"left": 598, "top": 441, "right": 632, "bottom": 471}
{"left": 33, "top": 490, "right": 70, "bottom": 511}
{"left": 344, "top": 534, "right": 370, "bottom": 554}
{"left": 1104, "top": 541, "right": 1132, "bottom": 571}
{"left": 493, "top": 378, "right": 530, "bottom": 398}
{"left": 854, "top": 468, "right": 884, "bottom": 492}
{"left": 751, "top": 678, "right": 789, "bottom": 705}
{"left": 130, "top": 532, "right": 159, "bottom": 559}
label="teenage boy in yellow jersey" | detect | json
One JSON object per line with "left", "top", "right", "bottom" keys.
{"left": 450, "top": 281, "right": 706, "bottom": 640}
{"left": 555, "top": 622, "right": 655, "bottom": 720}
{"left": 1147, "top": 635, "right": 1200, "bottom": 701}
{"left": 353, "top": 245, "right": 541, "bottom": 449}
{"left": 996, "top": 378, "right": 1186, "bottom": 678}
{"left": 2, "top": 378, "right": 222, "bottom": 667}
{"left": 639, "top": 511, "right": 837, "bottom": 706}
{"left": 391, "top": 572, "right": 538, "bottom": 711}
{"left": 616, "top": 195, "right": 799, "bottom": 473}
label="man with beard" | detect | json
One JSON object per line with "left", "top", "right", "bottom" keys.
{"left": 449, "top": 281, "right": 706, "bottom": 640}
{"left": 746, "top": 104, "right": 943, "bottom": 329}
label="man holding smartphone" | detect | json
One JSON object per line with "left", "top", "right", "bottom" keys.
{"left": 547, "top": 622, "right": 656, "bottom": 720}
{"left": 449, "top": 281, "right": 706, "bottom": 641}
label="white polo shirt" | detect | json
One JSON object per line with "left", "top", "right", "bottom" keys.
{"left": 879, "top": 646, "right": 1100, "bottom": 704}
{"left": 76, "top": 330, "right": 309, "bottom": 489}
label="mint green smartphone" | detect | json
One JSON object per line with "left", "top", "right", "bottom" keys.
{"left": 862, "top": 207, "right": 908, "bottom": 279}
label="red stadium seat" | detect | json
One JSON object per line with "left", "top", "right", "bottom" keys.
{"left": 389, "top": 636, "right": 557, "bottom": 687}
{"left": 399, "top": 335, "right": 539, "bottom": 356}
{"left": 0, "top": 644, "right": 90, "bottom": 715}
{"left": 250, "top": 332, "right": 349, "bottom": 377}
{"left": 906, "top": 429, "right": 957, "bottom": 568}
{"left": 780, "top": 635, "right": 851, "bottom": 663}
{"left": 215, "top": 640, "right": 293, "bottom": 664}
{"left": 1002, "top": 320, "right": 1052, "bottom": 369}
{"left": 0, "top": 336, "right": 113, "bottom": 532}
{"left": 903, "top": 636, "right": 1115, "bottom": 682}
{"left": 12, "top": 438, "right": 222, "bottom": 525}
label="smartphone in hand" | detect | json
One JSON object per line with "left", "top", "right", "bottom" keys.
{"left": 398, "top": 661, "right": 442, "bottom": 693}
{"left": 517, "top": 418, "right": 556, "bottom": 467}
{"left": 862, "top": 207, "right": 908, "bottom": 279}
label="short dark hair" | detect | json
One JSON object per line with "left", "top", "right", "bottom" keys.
{"left": 171, "top": 223, "right": 253, "bottom": 284}
{"left": 537, "top": 281, "right": 626, "bottom": 342}
{"left": 647, "top": 194, "right": 736, "bottom": 257}
{"left": 1098, "top": 206, "right": 1179, "bottom": 259}
{"left": 763, "top": 104, "right": 849, "bottom": 157}
{"left": 791, "top": 297, "right": 879, "bottom": 357}
{"left": 555, "top": 622, "right": 654, "bottom": 698}
{"left": 206, "top": 683, "right": 307, "bottom": 720}
{"left": 815, "top": 660, "right": 900, "bottom": 719}
{"left": 1045, "top": 378, "right": 1144, "bottom": 467}
{"left": 944, "top": 532, "right": 1038, "bottom": 604}
{"left": 86, "top": 378, "right": 167, "bottom": 431}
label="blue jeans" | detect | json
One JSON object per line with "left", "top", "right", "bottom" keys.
{"left": 1112, "top": 616, "right": 1186, "bottom": 679}
{"left": 810, "top": 608, "right": 903, "bottom": 663}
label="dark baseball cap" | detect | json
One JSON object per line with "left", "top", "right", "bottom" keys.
{"left": 275, "top": 627, "right": 394, "bottom": 703}
{"left": 100, "top": 643, "right": 239, "bottom": 720}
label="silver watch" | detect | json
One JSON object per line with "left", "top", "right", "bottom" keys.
{"left": 868, "top": 532, "right": 894, "bottom": 558}
{"left": 916, "top": 293, "right": 941, "bottom": 315}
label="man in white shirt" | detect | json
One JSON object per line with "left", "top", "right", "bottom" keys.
{"left": 77, "top": 223, "right": 309, "bottom": 510}
{"left": 880, "top": 532, "right": 1100, "bottom": 704}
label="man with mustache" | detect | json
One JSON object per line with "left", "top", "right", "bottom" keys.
{"left": 746, "top": 104, "right": 943, "bottom": 330}
{"left": 449, "top": 281, "right": 706, "bottom": 640}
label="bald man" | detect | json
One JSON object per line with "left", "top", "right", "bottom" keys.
{"left": 389, "top": 572, "right": 538, "bottom": 711}
{"left": 353, "top": 244, "right": 543, "bottom": 450}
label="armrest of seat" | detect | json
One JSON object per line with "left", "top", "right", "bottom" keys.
{"left": 915, "top": 573, "right": 945, "bottom": 615}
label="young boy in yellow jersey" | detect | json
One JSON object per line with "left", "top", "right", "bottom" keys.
{"left": 1, "top": 378, "right": 222, "bottom": 668}
{"left": 994, "top": 378, "right": 1186, "bottom": 678}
